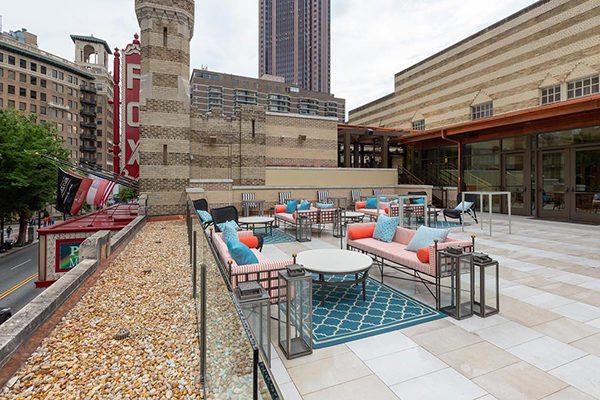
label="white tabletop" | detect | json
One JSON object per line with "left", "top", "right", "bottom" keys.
{"left": 342, "top": 211, "right": 364, "bottom": 218}
{"left": 238, "top": 216, "right": 275, "bottom": 224}
{"left": 296, "top": 249, "right": 372, "bottom": 274}
{"left": 462, "top": 191, "right": 511, "bottom": 195}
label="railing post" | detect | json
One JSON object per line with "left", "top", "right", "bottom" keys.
{"left": 200, "top": 262, "right": 207, "bottom": 389}
{"left": 193, "top": 231, "right": 197, "bottom": 299}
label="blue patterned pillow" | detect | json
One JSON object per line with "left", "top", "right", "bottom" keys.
{"left": 227, "top": 239, "right": 259, "bottom": 266}
{"left": 298, "top": 201, "right": 310, "bottom": 210}
{"left": 217, "top": 220, "right": 239, "bottom": 232}
{"left": 285, "top": 200, "right": 299, "bottom": 213}
{"left": 316, "top": 202, "right": 335, "bottom": 209}
{"left": 373, "top": 215, "right": 400, "bottom": 243}
{"left": 197, "top": 210, "right": 212, "bottom": 223}
{"left": 365, "top": 197, "right": 378, "bottom": 209}
{"left": 406, "top": 226, "right": 450, "bottom": 252}
{"left": 222, "top": 222, "right": 239, "bottom": 244}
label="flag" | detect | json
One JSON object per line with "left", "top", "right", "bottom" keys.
{"left": 56, "top": 169, "right": 92, "bottom": 215}
{"left": 86, "top": 176, "right": 111, "bottom": 206}
{"left": 101, "top": 180, "right": 117, "bottom": 206}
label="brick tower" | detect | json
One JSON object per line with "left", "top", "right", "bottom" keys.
{"left": 135, "top": 0, "right": 194, "bottom": 216}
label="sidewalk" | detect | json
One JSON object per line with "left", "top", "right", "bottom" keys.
{"left": 0, "top": 241, "right": 39, "bottom": 259}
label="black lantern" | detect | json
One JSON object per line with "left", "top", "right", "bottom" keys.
{"left": 296, "top": 214, "right": 312, "bottom": 242}
{"left": 333, "top": 208, "right": 343, "bottom": 239}
{"left": 278, "top": 262, "right": 313, "bottom": 359}
{"left": 437, "top": 246, "right": 474, "bottom": 320}
{"left": 472, "top": 253, "right": 499, "bottom": 317}
{"left": 235, "top": 281, "right": 271, "bottom": 366}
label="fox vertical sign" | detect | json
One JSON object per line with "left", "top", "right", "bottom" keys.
{"left": 122, "top": 35, "right": 141, "bottom": 179}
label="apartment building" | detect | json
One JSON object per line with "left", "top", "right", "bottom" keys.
{"left": 190, "top": 69, "right": 345, "bottom": 122}
{"left": 0, "top": 28, "right": 104, "bottom": 167}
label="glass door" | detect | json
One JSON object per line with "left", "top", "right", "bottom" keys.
{"left": 502, "top": 153, "right": 529, "bottom": 215}
{"left": 570, "top": 147, "right": 600, "bottom": 223}
{"left": 538, "top": 150, "right": 569, "bottom": 219}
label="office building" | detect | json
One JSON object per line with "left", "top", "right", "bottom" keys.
{"left": 191, "top": 69, "right": 344, "bottom": 122}
{"left": 259, "top": 0, "right": 330, "bottom": 93}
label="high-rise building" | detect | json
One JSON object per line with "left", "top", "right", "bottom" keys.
{"left": 259, "top": 0, "right": 330, "bottom": 93}
{"left": 71, "top": 35, "right": 114, "bottom": 171}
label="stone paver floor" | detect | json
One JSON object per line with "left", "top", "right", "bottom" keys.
{"left": 0, "top": 221, "right": 202, "bottom": 399}
{"left": 264, "top": 215, "right": 600, "bottom": 400}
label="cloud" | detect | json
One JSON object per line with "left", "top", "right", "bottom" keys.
{"left": 2, "top": 0, "right": 537, "bottom": 118}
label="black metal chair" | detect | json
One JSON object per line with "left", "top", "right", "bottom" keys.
{"left": 193, "top": 198, "right": 208, "bottom": 212}
{"left": 211, "top": 205, "right": 263, "bottom": 250}
{"left": 443, "top": 194, "right": 478, "bottom": 224}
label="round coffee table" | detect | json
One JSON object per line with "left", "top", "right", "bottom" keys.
{"left": 342, "top": 211, "right": 365, "bottom": 223}
{"left": 296, "top": 249, "right": 373, "bottom": 305}
{"left": 238, "top": 216, "right": 275, "bottom": 235}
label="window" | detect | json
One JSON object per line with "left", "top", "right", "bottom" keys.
{"left": 96, "top": 141, "right": 102, "bottom": 148}
{"left": 8, "top": 56, "right": 15, "bottom": 65}
{"left": 30, "top": 62, "right": 37, "bottom": 72}
{"left": 19, "top": 59, "right": 26, "bottom": 68}
{"left": 96, "top": 129, "right": 102, "bottom": 136}
{"left": 19, "top": 73, "right": 26, "bottom": 82}
{"left": 19, "top": 88, "right": 26, "bottom": 97}
{"left": 8, "top": 70, "right": 15, "bottom": 80}
{"left": 30, "top": 90, "right": 37, "bottom": 99}
{"left": 30, "top": 104, "right": 36, "bottom": 113}
{"left": 163, "top": 27, "right": 168, "bottom": 47}
{"left": 471, "top": 102, "right": 493, "bottom": 120}
{"left": 19, "top": 102, "right": 26, "bottom": 111}
{"left": 30, "top": 76, "right": 37, "bottom": 85}
{"left": 163, "top": 144, "right": 168, "bottom": 164}
{"left": 0, "top": 68, "right": 3, "bottom": 77}
{"left": 41, "top": 66, "right": 46, "bottom": 74}
{"left": 68, "top": 75, "right": 73, "bottom": 84}
{"left": 97, "top": 119, "right": 102, "bottom": 125}
{"left": 541, "top": 85, "right": 560, "bottom": 105}
{"left": 40, "top": 106, "right": 46, "bottom": 115}
{"left": 567, "top": 75, "right": 599, "bottom": 99}
{"left": 52, "top": 69, "right": 58, "bottom": 78}
{"left": 8, "top": 100, "right": 15, "bottom": 109}
{"left": 412, "top": 119, "right": 425, "bottom": 130}
{"left": 40, "top": 92, "right": 46, "bottom": 101}
{"left": 97, "top": 106, "right": 102, "bottom": 114}
{"left": 0, "top": 53, "right": 3, "bottom": 62}
{"left": 0, "top": 99, "right": 2, "bottom": 107}
{"left": 52, "top": 95, "right": 58, "bottom": 103}
{"left": 57, "top": 123, "right": 63, "bottom": 131}
{"left": 0, "top": 83, "right": 2, "bottom": 92}
{"left": 96, "top": 84, "right": 102, "bottom": 91}
{"left": 40, "top": 79, "right": 46, "bottom": 88}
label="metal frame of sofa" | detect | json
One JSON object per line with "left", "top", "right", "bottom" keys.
{"left": 346, "top": 223, "right": 475, "bottom": 309}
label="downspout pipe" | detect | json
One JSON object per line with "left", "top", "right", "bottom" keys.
{"left": 440, "top": 129, "right": 462, "bottom": 192}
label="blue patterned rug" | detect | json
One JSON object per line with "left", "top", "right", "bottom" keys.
{"left": 312, "top": 275, "right": 444, "bottom": 348}
{"left": 253, "top": 228, "right": 297, "bottom": 244}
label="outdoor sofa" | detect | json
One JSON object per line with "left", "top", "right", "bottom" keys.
{"left": 274, "top": 203, "right": 338, "bottom": 236}
{"left": 346, "top": 222, "right": 474, "bottom": 308}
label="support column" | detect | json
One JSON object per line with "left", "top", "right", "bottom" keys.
{"left": 353, "top": 141, "right": 359, "bottom": 168}
{"left": 381, "top": 136, "right": 389, "bottom": 169}
{"left": 344, "top": 133, "right": 351, "bottom": 168}
{"left": 360, "top": 144, "right": 365, "bottom": 167}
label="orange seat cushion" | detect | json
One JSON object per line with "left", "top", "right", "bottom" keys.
{"left": 275, "top": 205, "right": 287, "bottom": 214}
{"left": 416, "top": 248, "right": 429, "bottom": 263}
{"left": 239, "top": 236, "right": 259, "bottom": 249}
{"left": 348, "top": 226, "right": 375, "bottom": 240}
{"left": 356, "top": 201, "right": 366, "bottom": 209}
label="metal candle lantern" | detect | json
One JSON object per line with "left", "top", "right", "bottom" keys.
{"left": 235, "top": 281, "right": 271, "bottom": 366}
{"left": 278, "top": 260, "right": 313, "bottom": 359}
{"left": 437, "top": 245, "right": 474, "bottom": 320}
{"left": 296, "top": 214, "right": 312, "bottom": 242}
{"left": 472, "top": 253, "right": 500, "bottom": 317}
{"left": 333, "top": 208, "right": 343, "bottom": 238}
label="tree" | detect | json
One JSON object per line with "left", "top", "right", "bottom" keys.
{"left": 117, "top": 187, "right": 136, "bottom": 203}
{"left": 0, "top": 110, "right": 68, "bottom": 246}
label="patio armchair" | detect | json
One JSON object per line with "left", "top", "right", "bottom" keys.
{"left": 351, "top": 190, "right": 362, "bottom": 205}
{"left": 193, "top": 198, "right": 208, "bottom": 212}
{"left": 210, "top": 206, "right": 239, "bottom": 232}
{"left": 373, "top": 189, "right": 383, "bottom": 196}
{"left": 317, "top": 190, "right": 332, "bottom": 204}
{"left": 279, "top": 192, "right": 292, "bottom": 205}
{"left": 443, "top": 194, "right": 478, "bottom": 224}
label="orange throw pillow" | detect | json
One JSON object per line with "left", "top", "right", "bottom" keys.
{"left": 356, "top": 201, "right": 366, "bottom": 209}
{"left": 385, "top": 207, "right": 389, "bottom": 214}
{"left": 416, "top": 248, "right": 430, "bottom": 263}
{"left": 239, "top": 236, "right": 259, "bottom": 249}
{"left": 348, "top": 226, "right": 375, "bottom": 240}
{"left": 275, "top": 205, "right": 287, "bottom": 214}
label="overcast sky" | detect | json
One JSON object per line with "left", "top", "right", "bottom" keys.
{"left": 2, "top": 0, "right": 537, "bottom": 115}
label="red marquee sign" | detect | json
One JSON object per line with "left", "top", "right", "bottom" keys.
{"left": 121, "top": 35, "right": 141, "bottom": 179}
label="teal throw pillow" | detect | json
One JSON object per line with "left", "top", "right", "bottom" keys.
{"left": 373, "top": 214, "right": 400, "bottom": 243}
{"left": 227, "top": 239, "right": 259, "bottom": 266}
{"left": 218, "top": 219, "right": 239, "bottom": 233}
{"left": 406, "top": 226, "right": 450, "bottom": 252}
{"left": 298, "top": 201, "right": 310, "bottom": 210}
{"left": 412, "top": 198, "right": 425, "bottom": 204}
{"left": 316, "top": 202, "right": 335, "bottom": 209}
{"left": 285, "top": 200, "right": 299, "bottom": 214}
{"left": 222, "top": 222, "right": 239, "bottom": 244}
{"left": 379, "top": 196, "right": 389, "bottom": 201}
{"left": 197, "top": 210, "right": 213, "bottom": 223}
{"left": 365, "top": 197, "right": 378, "bottom": 209}
{"left": 454, "top": 201, "right": 474, "bottom": 211}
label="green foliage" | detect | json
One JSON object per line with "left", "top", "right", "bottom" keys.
{"left": 117, "top": 186, "right": 136, "bottom": 202}
{"left": 0, "top": 110, "right": 68, "bottom": 243}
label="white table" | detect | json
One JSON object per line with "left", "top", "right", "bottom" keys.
{"left": 296, "top": 249, "right": 373, "bottom": 305}
{"left": 238, "top": 216, "right": 275, "bottom": 235}
{"left": 461, "top": 191, "right": 511, "bottom": 236}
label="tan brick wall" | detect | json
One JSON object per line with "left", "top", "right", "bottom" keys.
{"left": 349, "top": 0, "right": 600, "bottom": 130}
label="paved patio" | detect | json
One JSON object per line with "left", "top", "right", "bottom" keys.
{"left": 263, "top": 215, "right": 600, "bottom": 400}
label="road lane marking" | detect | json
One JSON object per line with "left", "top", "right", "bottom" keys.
{"left": 10, "top": 259, "right": 32, "bottom": 270}
{"left": 0, "top": 273, "right": 38, "bottom": 301}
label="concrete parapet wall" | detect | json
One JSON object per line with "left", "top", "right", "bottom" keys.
{"left": 0, "top": 215, "right": 147, "bottom": 369}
